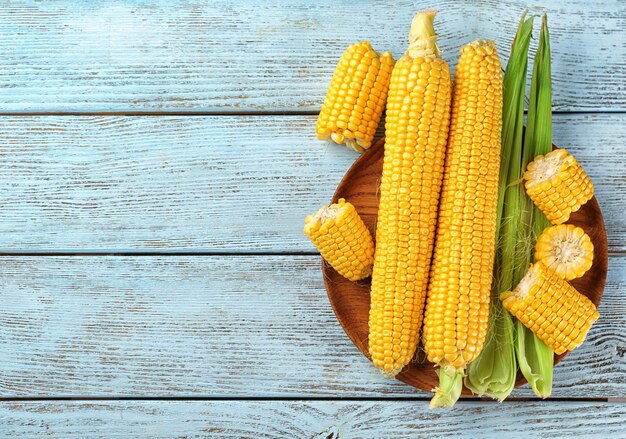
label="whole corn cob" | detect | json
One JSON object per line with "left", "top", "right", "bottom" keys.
{"left": 368, "top": 10, "right": 452, "bottom": 377}
{"left": 423, "top": 39, "right": 503, "bottom": 408}
{"left": 464, "top": 14, "right": 535, "bottom": 402}
{"left": 304, "top": 198, "right": 374, "bottom": 281}
{"left": 535, "top": 224, "right": 593, "bottom": 280}
{"left": 501, "top": 262, "right": 599, "bottom": 354}
{"left": 316, "top": 42, "right": 395, "bottom": 152}
{"left": 524, "top": 149, "right": 594, "bottom": 224}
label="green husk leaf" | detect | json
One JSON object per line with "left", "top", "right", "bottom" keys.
{"left": 495, "top": 12, "right": 534, "bottom": 244}
{"left": 430, "top": 366, "right": 463, "bottom": 409}
{"left": 531, "top": 16, "right": 553, "bottom": 239}
{"left": 516, "top": 319, "right": 553, "bottom": 398}
{"left": 465, "top": 12, "right": 534, "bottom": 400}
{"left": 499, "top": 10, "right": 534, "bottom": 291}
{"left": 465, "top": 302, "right": 516, "bottom": 401}
{"left": 515, "top": 13, "right": 554, "bottom": 399}
{"left": 528, "top": 14, "right": 553, "bottom": 159}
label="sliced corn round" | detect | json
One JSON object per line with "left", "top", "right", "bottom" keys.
{"left": 535, "top": 224, "right": 594, "bottom": 280}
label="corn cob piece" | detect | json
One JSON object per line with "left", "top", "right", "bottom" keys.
{"left": 501, "top": 262, "right": 599, "bottom": 354}
{"left": 535, "top": 224, "right": 593, "bottom": 281}
{"left": 316, "top": 42, "right": 394, "bottom": 152}
{"left": 524, "top": 149, "right": 594, "bottom": 224}
{"left": 422, "top": 39, "right": 503, "bottom": 408}
{"left": 304, "top": 198, "right": 374, "bottom": 281}
{"left": 368, "top": 10, "right": 452, "bottom": 377}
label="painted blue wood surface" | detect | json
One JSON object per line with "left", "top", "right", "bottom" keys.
{"left": 0, "top": 114, "right": 623, "bottom": 252}
{"left": 0, "top": 255, "right": 623, "bottom": 398}
{"left": 0, "top": 0, "right": 624, "bottom": 436}
{"left": 2, "top": 401, "right": 625, "bottom": 438}
{"left": 0, "top": 0, "right": 623, "bottom": 112}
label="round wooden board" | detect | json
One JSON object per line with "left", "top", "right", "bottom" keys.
{"left": 323, "top": 137, "right": 608, "bottom": 395}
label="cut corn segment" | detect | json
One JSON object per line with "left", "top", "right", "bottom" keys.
{"left": 500, "top": 262, "right": 599, "bottom": 355}
{"left": 316, "top": 42, "right": 394, "bottom": 152}
{"left": 424, "top": 40, "right": 502, "bottom": 373}
{"left": 304, "top": 198, "right": 374, "bottom": 281}
{"left": 535, "top": 224, "right": 594, "bottom": 280}
{"left": 524, "top": 149, "right": 594, "bottom": 224}
{"left": 368, "top": 10, "right": 452, "bottom": 377}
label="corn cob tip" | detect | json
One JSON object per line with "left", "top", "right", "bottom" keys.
{"left": 465, "top": 39, "right": 497, "bottom": 52}
{"left": 379, "top": 51, "right": 394, "bottom": 65}
{"left": 407, "top": 10, "right": 439, "bottom": 58}
{"left": 378, "top": 366, "right": 403, "bottom": 379}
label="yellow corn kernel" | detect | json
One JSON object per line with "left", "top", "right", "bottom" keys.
{"left": 524, "top": 149, "right": 594, "bottom": 224}
{"left": 535, "top": 224, "right": 594, "bottom": 280}
{"left": 500, "top": 262, "right": 599, "bottom": 355}
{"left": 304, "top": 198, "right": 374, "bottom": 281}
{"left": 316, "top": 42, "right": 394, "bottom": 152}
{"left": 423, "top": 39, "right": 502, "bottom": 372}
{"left": 369, "top": 10, "right": 452, "bottom": 377}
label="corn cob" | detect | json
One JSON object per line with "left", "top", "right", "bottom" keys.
{"left": 368, "top": 10, "right": 452, "bottom": 376}
{"left": 422, "top": 40, "right": 502, "bottom": 408}
{"left": 465, "top": 14, "right": 535, "bottom": 402}
{"left": 304, "top": 198, "right": 374, "bottom": 281}
{"left": 524, "top": 149, "right": 594, "bottom": 224}
{"left": 501, "top": 262, "right": 599, "bottom": 354}
{"left": 316, "top": 42, "right": 394, "bottom": 152}
{"left": 535, "top": 224, "right": 593, "bottom": 281}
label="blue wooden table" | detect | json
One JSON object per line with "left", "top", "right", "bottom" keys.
{"left": 1, "top": 1, "right": 624, "bottom": 437}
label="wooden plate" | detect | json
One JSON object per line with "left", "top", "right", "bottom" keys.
{"left": 323, "top": 137, "right": 608, "bottom": 395}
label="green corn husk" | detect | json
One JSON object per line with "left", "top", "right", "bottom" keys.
{"left": 516, "top": 318, "right": 553, "bottom": 398}
{"left": 464, "top": 301, "right": 516, "bottom": 400}
{"left": 515, "top": 14, "right": 554, "bottom": 399}
{"left": 465, "top": 13, "right": 534, "bottom": 401}
{"left": 430, "top": 366, "right": 463, "bottom": 409}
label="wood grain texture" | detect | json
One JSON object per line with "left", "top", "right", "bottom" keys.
{"left": 0, "top": 0, "right": 624, "bottom": 112}
{"left": 0, "top": 114, "right": 623, "bottom": 252}
{"left": 0, "top": 255, "right": 623, "bottom": 398}
{"left": 2, "top": 400, "right": 626, "bottom": 438}
{"left": 325, "top": 138, "right": 608, "bottom": 394}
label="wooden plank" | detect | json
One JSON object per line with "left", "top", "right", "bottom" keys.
{"left": 0, "top": 114, "right": 622, "bottom": 253}
{"left": 0, "top": 255, "right": 623, "bottom": 398}
{"left": 1, "top": 0, "right": 623, "bottom": 112}
{"left": 2, "top": 400, "right": 625, "bottom": 438}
